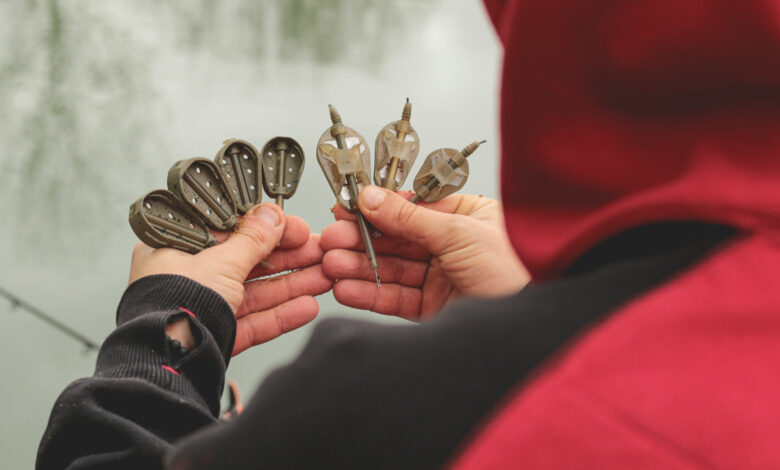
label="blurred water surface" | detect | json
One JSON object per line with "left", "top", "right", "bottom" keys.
{"left": 0, "top": 0, "right": 501, "bottom": 466}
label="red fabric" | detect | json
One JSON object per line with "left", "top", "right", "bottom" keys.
{"left": 161, "top": 365, "right": 180, "bottom": 376}
{"left": 491, "top": 0, "right": 780, "bottom": 279}
{"left": 452, "top": 234, "right": 780, "bottom": 469}
{"left": 451, "top": 1, "right": 780, "bottom": 468}
{"left": 178, "top": 306, "right": 197, "bottom": 319}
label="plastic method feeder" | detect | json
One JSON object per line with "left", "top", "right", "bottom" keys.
{"left": 260, "top": 137, "right": 305, "bottom": 210}
{"left": 374, "top": 98, "right": 420, "bottom": 191}
{"left": 129, "top": 189, "right": 216, "bottom": 254}
{"left": 316, "top": 104, "right": 381, "bottom": 286}
{"left": 167, "top": 158, "right": 237, "bottom": 231}
{"left": 213, "top": 139, "right": 262, "bottom": 214}
{"left": 316, "top": 105, "right": 372, "bottom": 211}
{"left": 411, "top": 140, "right": 485, "bottom": 203}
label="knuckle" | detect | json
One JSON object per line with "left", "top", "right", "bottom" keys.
{"left": 369, "top": 290, "right": 380, "bottom": 313}
{"left": 238, "top": 223, "right": 271, "bottom": 249}
{"left": 272, "top": 308, "right": 285, "bottom": 335}
{"left": 244, "top": 321, "right": 257, "bottom": 349}
{"left": 398, "top": 287, "right": 413, "bottom": 314}
{"left": 390, "top": 259, "right": 406, "bottom": 284}
{"left": 282, "top": 272, "right": 294, "bottom": 300}
{"left": 363, "top": 256, "right": 374, "bottom": 281}
{"left": 243, "top": 286, "right": 260, "bottom": 313}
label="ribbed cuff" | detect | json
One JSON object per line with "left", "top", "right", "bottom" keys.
{"left": 117, "top": 274, "right": 236, "bottom": 364}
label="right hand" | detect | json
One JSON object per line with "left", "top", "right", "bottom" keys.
{"left": 321, "top": 186, "right": 530, "bottom": 321}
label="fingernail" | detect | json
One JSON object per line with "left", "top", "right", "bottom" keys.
{"left": 254, "top": 206, "right": 281, "bottom": 227}
{"left": 362, "top": 186, "right": 387, "bottom": 210}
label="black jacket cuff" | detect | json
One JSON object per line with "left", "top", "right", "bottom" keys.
{"left": 117, "top": 274, "right": 236, "bottom": 364}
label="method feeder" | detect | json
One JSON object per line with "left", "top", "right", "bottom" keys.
{"left": 168, "top": 158, "right": 238, "bottom": 230}
{"left": 129, "top": 189, "right": 217, "bottom": 254}
{"left": 316, "top": 104, "right": 381, "bottom": 287}
{"left": 260, "top": 137, "right": 305, "bottom": 210}
{"left": 212, "top": 139, "right": 275, "bottom": 269}
{"left": 214, "top": 139, "right": 263, "bottom": 214}
{"left": 374, "top": 98, "right": 420, "bottom": 191}
{"left": 130, "top": 156, "right": 239, "bottom": 253}
{"left": 130, "top": 141, "right": 271, "bottom": 269}
{"left": 410, "top": 140, "right": 486, "bottom": 203}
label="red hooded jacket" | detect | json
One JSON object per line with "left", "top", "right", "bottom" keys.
{"left": 454, "top": 1, "right": 780, "bottom": 468}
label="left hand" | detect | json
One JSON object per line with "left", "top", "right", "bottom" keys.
{"left": 321, "top": 188, "right": 529, "bottom": 321}
{"left": 129, "top": 203, "right": 333, "bottom": 355}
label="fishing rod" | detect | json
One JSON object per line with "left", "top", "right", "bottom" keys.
{"left": 0, "top": 284, "right": 99, "bottom": 352}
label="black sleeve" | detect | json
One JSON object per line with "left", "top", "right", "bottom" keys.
{"left": 36, "top": 274, "right": 236, "bottom": 470}
{"left": 166, "top": 224, "right": 733, "bottom": 470}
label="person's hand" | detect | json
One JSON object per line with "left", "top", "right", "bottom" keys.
{"left": 321, "top": 187, "right": 529, "bottom": 321}
{"left": 130, "top": 203, "right": 333, "bottom": 355}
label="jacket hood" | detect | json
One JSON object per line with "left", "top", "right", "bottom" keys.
{"left": 485, "top": 0, "right": 780, "bottom": 279}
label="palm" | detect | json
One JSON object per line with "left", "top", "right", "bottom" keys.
{"left": 207, "top": 217, "right": 332, "bottom": 354}
{"left": 418, "top": 257, "right": 460, "bottom": 320}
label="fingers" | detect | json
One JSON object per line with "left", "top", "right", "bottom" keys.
{"left": 278, "top": 215, "right": 310, "bottom": 249}
{"left": 357, "top": 186, "right": 458, "bottom": 254}
{"left": 332, "top": 191, "right": 476, "bottom": 221}
{"left": 321, "top": 220, "right": 430, "bottom": 260}
{"left": 237, "top": 264, "right": 333, "bottom": 316}
{"left": 330, "top": 191, "right": 413, "bottom": 221}
{"left": 205, "top": 203, "right": 286, "bottom": 276}
{"left": 330, "top": 204, "right": 356, "bottom": 222}
{"left": 332, "top": 270, "right": 457, "bottom": 321}
{"left": 322, "top": 249, "right": 428, "bottom": 287}
{"left": 212, "top": 214, "right": 309, "bottom": 249}
{"left": 247, "top": 234, "right": 324, "bottom": 279}
{"left": 233, "top": 296, "right": 319, "bottom": 355}
{"left": 332, "top": 280, "right": 422, "bottom": 321}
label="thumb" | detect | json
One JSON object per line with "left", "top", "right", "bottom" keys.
{"left": 208, "top": 203, "right": 286, "bottom": 276}
{"left": 358, "top": 186, "right": 456, "bottom": 254}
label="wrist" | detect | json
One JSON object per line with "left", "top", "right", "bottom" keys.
{"left": 165, "top": 317, "right": 196, "bottom": 349}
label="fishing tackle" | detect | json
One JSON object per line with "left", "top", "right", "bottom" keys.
{"left": 374, "top": 98, "right": 419, "bottom": 191}
{"left": 129, "top": 189, "right": 217, "bottom": 254}
{"left": 411, "top": 140, "right": 485, "bottom": 203}
{"left": 213, "top": 139, "right": 262, "bottom": 214}
{"left": 167, "top": 158, "right": 237, "bottom": 231}
{"left": 316, "top": 104, "right": 381, "bottom": 286}
{"left": 260, "top": 137, "right": 305, "bottom": 210}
